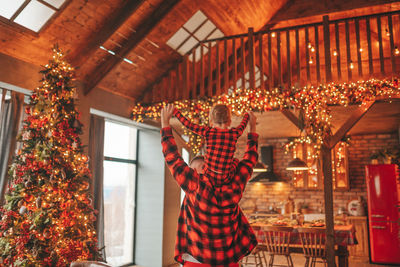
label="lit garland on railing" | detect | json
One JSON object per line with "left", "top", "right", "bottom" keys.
{"left": 132, "top": 78, "right": 400, "bottom": 154}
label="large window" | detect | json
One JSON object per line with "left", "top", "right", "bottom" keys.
{"left": 103, "top": 120, "right": 137, "bottom": 266}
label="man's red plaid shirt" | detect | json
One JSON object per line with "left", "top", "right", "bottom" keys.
{"left": 161, "top": 127, "right": 259, "bottom": 265}
{"left": 174, "top": 109, "right": 249, "bottom": 176}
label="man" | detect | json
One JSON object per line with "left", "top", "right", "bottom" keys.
{"left": 160, "top": 104, "right": 259, "bottom": 266}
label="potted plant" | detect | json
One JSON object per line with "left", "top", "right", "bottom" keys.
{"left": 370, "top": 148, "right": 397, "bottom": 164}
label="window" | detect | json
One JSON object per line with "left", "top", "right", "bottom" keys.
{"left": 166, "top": 10, "right": 224, "bottom": 61}
{"left": 0, "top": 0, "right": 68, "bottom": 32}
{"left": 103, "top": 120, "right": 137, "bottom": 266}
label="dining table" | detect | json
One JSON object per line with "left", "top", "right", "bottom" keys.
{"left": 251, "top": 223, "right": 357, "bottom": 267}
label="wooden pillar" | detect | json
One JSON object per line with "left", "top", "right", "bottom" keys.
{"left": 248, "top": 28, "right": 256, "bottom": 90}
{"left": 322, "top": 145, "right": 335, "bottom": 267}
{"left": 323, "top": 16, "right": 332, "bottom": 82}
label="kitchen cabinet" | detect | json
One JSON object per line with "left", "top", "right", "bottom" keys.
{"left": 347, "top": 216, "right": 369, "bottom": 260}
{"left": 291, "top": 142, "right": 349, "bottom": 190}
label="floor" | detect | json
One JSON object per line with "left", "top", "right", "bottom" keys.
{"left": 244, "top": 253, "right": 392, "bottom": 267}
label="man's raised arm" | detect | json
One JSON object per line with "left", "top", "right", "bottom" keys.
{"left": 161, "top": 104, "right": 198, "bottom": 192}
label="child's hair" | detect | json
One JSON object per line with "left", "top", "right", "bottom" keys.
{"left": 210, "top": 104, "right": 231, "bottom": 124}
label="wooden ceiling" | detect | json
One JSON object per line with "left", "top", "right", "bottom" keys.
{"left": 0, "top": 0, "right": 399, "bottom": 138}
{"left": 0, "top": 0, "right": 398, "bottom": 99}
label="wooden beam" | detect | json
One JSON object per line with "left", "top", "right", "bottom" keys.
{"left": 328, "top": 101, "right": 375, "bottom": 148}
{"left": 280, "top": 109, "right": 303, "bottom": 130}
{"left": 83, "top": 0, "right": 180, "bottom": 95}
{"left": 67, "top": 0, "right": 145, "bottom": 67}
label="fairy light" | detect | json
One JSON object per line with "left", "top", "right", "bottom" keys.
{"left": 132, "top": 78, "right": 400, "bottom": 153}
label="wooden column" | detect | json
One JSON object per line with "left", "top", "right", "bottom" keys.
{"left": 268, "top": 33, "right": 273, "bottom": 89}
{"left": 233, "top": 39, "right": 237, "bottom": 90}
{"left": 323, "top": 16, "right": 332, "bottom": 82}
{"left": 322, "top": 145, "right": 335, "bottom": 267}
{"left": 286, "top": 30, "right": 291, "bottom": 88}
{"left": 305, "top": 28, "right": 311, "bottom": 81}
{"left": 259, "top": 34, "right": 265, "bottom": 90}
{"left": 183, "top": 55, "right": 189, "bottom": 99}
{"left": 315, "top": 25, "right": 321, "bottom": 82}
{"left": 388, "top": 14, "right": 396, "bottom": 74}
{"left": 355, "top": 19, "right": 363, "bottom": 77}
{"left": 248, "top": 28, "right": 256, "bottom": 90}
{"left": 377, "top": 16, "right": 385, "bottom": 75}
{"left": 224, "top": 39, "right": 229, "bottom": 93}
{"left": 335, "top": 22, "right": 342, "bottom": 80}
{"left": 366, "top": 18, "right": 374, "bottom": 76}
{"left": 296, "top": 29, "right": 301, "bottom": 84}
{"left": 216, "top": 41, "right": 221, "bottom": 95}
{"left": 345, "top": 20, "right": 352, "bottom": 80}
{"left": 277, "top": 31, "right": 282, "bottom": 85}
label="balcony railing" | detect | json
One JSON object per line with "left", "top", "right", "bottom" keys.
{"left": 140, "top": 10, "right": 400, "bottom": 104}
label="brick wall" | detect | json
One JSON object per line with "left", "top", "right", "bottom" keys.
{"left": 238, "top": 132, "right": 399, "bottom": 215}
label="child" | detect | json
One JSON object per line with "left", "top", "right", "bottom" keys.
{"left": 173, "top": 104, "right": 249, "bottom": 180}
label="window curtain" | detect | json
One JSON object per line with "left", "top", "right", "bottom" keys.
{"left": 88, "top": 114, "right": 105, "bottom": 257}
{"left": 0, "top": 90, "right": 24, "bottom": 202}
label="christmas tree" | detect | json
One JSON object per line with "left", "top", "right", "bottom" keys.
{"left": 0, "top": 47, "right": 101, "bottom": 266}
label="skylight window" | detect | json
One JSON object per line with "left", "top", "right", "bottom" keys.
{"left": 0, "top": 0, "right": 67, "bottom": 32}
{"left": 166, "top": 10, "right": 224, "bottom": 62}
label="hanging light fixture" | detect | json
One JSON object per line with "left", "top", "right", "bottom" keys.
{"left": 286, "top": 157, "right": 308, "bottom": 171}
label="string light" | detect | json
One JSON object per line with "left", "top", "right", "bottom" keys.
{"left": 394, "top": 46, "right": 400, "bottom": 55}
{"left": 333, "top": 50, "right": 338, "bottom": 56}
{"left": 132, "top": 78, "right": 400, "bottom": 154}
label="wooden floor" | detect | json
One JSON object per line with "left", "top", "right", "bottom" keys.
{"left": 244, "top": 253, "right": 392, "bottom": 267}
{"left": 129, "top": 255, "right": 394, "bottom": 267}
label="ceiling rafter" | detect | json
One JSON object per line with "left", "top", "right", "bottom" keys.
{"left": 83, "top": 0, "right": 181, "bottom": 95}
{"left": 66, "top": 0, "right": 146, "bottom": 67}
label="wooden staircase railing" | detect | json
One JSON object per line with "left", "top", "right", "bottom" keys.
{"left": 140, "top": 10, "right": 400, "bottom": 104}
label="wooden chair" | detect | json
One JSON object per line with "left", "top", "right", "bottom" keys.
{"left": 262, "top": 226, "right": 294, "bottom": 267}
{"left": 297, "top": 228, "right": 327, "bottom": 267}
{"left": 240, "top": 244, "right": 268, "bottom": 267}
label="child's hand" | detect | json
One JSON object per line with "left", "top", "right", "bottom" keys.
{"left": 161, "top": 104, "right": 175, "bottom": 128}
{"left": 248, "top": 111, "right": 256, "bottom": 132}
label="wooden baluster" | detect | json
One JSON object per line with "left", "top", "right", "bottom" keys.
{"left": 259, "top": 33, "right": 265, "bottom": 90}
{"left": 355, "top": 18, "right": 363, "bottom": 77}
{"left": 296, "top": 29, "right": 300, "bottom": 85}
{"left": 323, "top": 15, "right": 332, "bottom": 83}
{"left": 377, "top": 16, "right": 385, "bottom": 75}
{"left": 286, "top": 30, "right": 291, "bottom": 88}
{"left": 335, "top": 22, "right": 342, "bottom": 80}
{"left": 248, "top": 28, "right": 256, "bottom": 90}
{"left": 315, "top": 25, "right": 321, "bottom": 82}
{"left": 305, "top": 27, "right": 311, "bottom": 81}
{"left": 366, "top": 18, "right": 373, "bottom": 76}
{"left": 208, "top": 42, "right": 213, "bottom": 97}
{"left": 192, "top": 49, "right": 196, "bottom": 99}
{"left": 233, "top": 39, "right": 237, "bottom": 91}
{"left": 200, "top": 45, "right": 205, "bottom": 97}
{"left": 183, "top": 55, "right": 189, "bottom": 99}
{"left": 241, "top": 36, "right": 246, "bottom": 89}
{"left": 268, "top": 33, "right": 273, "bottom": 89}
{"left": 388, "top": 14, "right": 396, "bottom": 73}
{"left": 345, "top": 20, "right": 352, "bottom": 80}
{"left": 168, "top": 72, "right": 173, "bottom": 101}
{"left": 160, "top": 77, "right": 166, "bottom": 101}
{"left": 176, "top": 64, "right": 180, "bottom": 100}
{"left": 277, "top": 31, "right": 282, "bottom": 85}
{"left": 224, "top": 39, "right": 229, "bottom": 93}
{"left": 216, "top": 40, "right": 221, "bottom": 95}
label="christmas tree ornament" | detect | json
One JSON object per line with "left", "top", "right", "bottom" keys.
{"left": 19, "top": 206, "right": 27, "bottom": 215}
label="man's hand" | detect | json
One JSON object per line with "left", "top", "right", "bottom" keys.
{"left": 161, "top": 104, "right": 175, "bottom": 128}
{"left": 248, "top": 111, "right": 256, "bottom": 133}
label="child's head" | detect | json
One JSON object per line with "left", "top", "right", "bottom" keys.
{"left": 210, "top": 104, "right": 231, "bottom": 127}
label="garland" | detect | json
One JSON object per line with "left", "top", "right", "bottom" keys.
{"left": 132, "top": 78, "right": 400, "bottom": 154}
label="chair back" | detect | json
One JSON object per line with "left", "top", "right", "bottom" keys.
{"left": 262, "top": 225, "right": 293, "bottom": 255}
{"left": 297, "top": 227, "right": 326, "bottom": 258}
